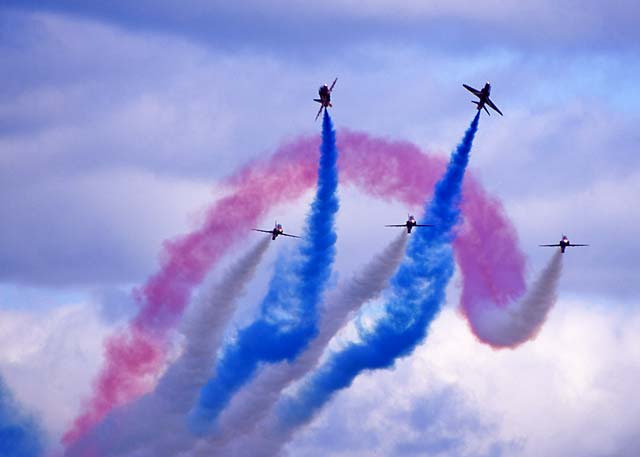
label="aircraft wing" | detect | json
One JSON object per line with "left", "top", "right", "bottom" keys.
{"left": 485, "top": 97, "right": 503, "bottom": 116}
{"left": 463, "top": 84, "right": 482, "bottom": 96}
{"left": 329, "top": 77, "right": 338, "bottom": 91}
{"left": 253, "top": 229, "right": 273, "bottom": 234}
{"left": 385, "top": 224, "right": 406, "bottom": 227}
{"left": 570, "top": 244, "right": 589, "bottom": 247}
{"left": 281, "top": 233, "right": 301, "bottom": 239}
{"left": 539, "top": 244, "right": 560, "bottom": 247}
{"left": 315, "top": 105, "right": 324, "bottom": 121}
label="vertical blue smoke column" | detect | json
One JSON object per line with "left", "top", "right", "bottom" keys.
{"left": 279, "top": 112, "right": 480, "bottom": 428}
{"left": 0, "top": 378, "right": 44, "bottom": 457}
{"left": 190, "top": 109, "right": 339, "bottom": 430}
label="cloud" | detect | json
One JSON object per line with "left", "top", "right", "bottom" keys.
{"left": 0, "top": 303, "right": 112, "bottom": 445}
{"left": 0, "top": 168, "right": 213, "bottom": 286}
{"left": 0, "top": 5, "right": 637, "bottom": 456}
{"left": 0, "top": 20, "right": 631, "bottom": 294}
{"left": 2, "top": 292, "right": 638, "bottom": 457}
{"left": 504, "top": 170, "right": 640, "bottom": 302}
{"left": 4, "top": 1, "right": 639, "bottom": 54}
{"left": 286, "top": 382, "right": 516, "bottom": 457}
{"left": 276, "top": 299, "right": 640, "bottom": 457}
{"left": 0, "top": 377, "right": 44, "bottom": 457}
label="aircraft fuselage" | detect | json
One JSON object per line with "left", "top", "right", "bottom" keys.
{"left": 318, "top": 85, "right": 331, "bottom": 107}
{"left": 475, "top": 83, "right": 491, "bottom": 109}
{"left": 406, "top": 219, "right": 417, "bottom": 233}
{"left": 560, "top": 237, "right": 569, "bottom": 253}
{"left": 272, "top": 225, "right": 284, "bottom": 240}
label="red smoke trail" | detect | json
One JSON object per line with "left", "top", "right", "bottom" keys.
{"left": 63, "top": 140, "right": 318, "bottom": 445}
{"left": 455, "top": 177, "right": 527, "bottom": 313}
{"left": 63, "top": 132, "right": 526, "bottom": 446}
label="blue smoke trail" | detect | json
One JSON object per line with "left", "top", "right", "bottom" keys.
{"left": 278, "top": 112, "right": 480, "bottom": 430}
{"left": 189, "top": 109, "right": 339, "bottom": 431}
{"left": 0, "top": 378, "right": 44, "bottom": 457}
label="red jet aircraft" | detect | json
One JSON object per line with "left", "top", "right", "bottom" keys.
{"left": 463, "top": 81, "right": 503, "bottom": 116}
{"left": 314, "top": 77, "right": 337, "bottom": 121}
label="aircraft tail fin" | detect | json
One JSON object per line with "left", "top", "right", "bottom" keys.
{"left": 483, "top": 105, "right": 490, "bottom": 115}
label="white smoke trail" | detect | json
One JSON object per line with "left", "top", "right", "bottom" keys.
{"left": 192, "top": 233, "right": 408, "bottom": 456}
{"left": 68, "top": 238, "right": 271, "bottom": 457}
{"left": 470, "top": 250, "right": 564, "bottom": 347}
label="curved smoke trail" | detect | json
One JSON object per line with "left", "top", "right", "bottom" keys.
{"left": 0, "top": 377, "right": 43, "bottom": 457}
{"left": 467, "top": 250, "right": 563, "bottom": 347}
{"left": 66, "top": 239, "right": 270, "bottom": 457}
{"left": 261, "top": 113, "right": 481, "bottom": 455}
{"left": 62, "top": 145, "right": 318, "bottom": 445}
{"left": 454, "top": 142, "right": 562, "bottom": 348}
{"left": 188, "top": 110, "right": 340, "bottom": 432}
{"left": 66, "top": 127, "right": 526, "bottom": 447}
{"left": 194, "top": 234, "right": 408, "bottom": 455}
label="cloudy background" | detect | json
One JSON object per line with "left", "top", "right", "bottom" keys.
{"left": 1, "top": 1, "right": 638, "bottom": 455}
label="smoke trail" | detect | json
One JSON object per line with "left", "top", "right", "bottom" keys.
{"left": 66, "top": 125, "right": 525, "bottom": 447}
{"left": 467, "top": 250, "right": 563, "bottom": 347}
{"left": 188, "top": 109, "right": 339, "bottom": 432}
{"left": 62, "top": 140, "right": 318, "bottom": 445}
{"left": 65, "top": 239, "right": 271, "bottom": 457}
{"left": 454, "top": 177, "right": 526, "bottom": 308}
{"left": 261, "top": 112, "right": 480, "bottom": 454}
{"left": 454, "top": 177, "right": 563, "bottom": 348}
{"left": 194, "top": 234, "right": 408, "bottom": 455}
{"left": 0, "top": 377, "right": 44, "bottom": 457}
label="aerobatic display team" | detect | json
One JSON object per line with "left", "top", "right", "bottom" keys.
{"left": 1, "top": 4, "right": 637, "bottom": 457}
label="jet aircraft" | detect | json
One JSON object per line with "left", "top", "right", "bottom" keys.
{"left": 463, "top": 82, "right": 503, "bottom": 116}
{"left": 314, "top": 77, "right": 337, "bottom": 121}
{"left": 385, "top": 215, "right": 433, "bottom": 234}
{"left": 539, "top": 235, "right": 588, "bottom": 253}
{"left": 253, "top": 222, "right": 301, "bottom": 241}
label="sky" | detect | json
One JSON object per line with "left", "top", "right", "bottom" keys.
{"left": 1, "top": 1, "right": 639, "bottom": 456}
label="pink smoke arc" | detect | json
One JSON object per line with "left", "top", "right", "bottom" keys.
{"left": 455, "top": 177, "right": 527, "bottom": 315}
{"left": 61, "top": 328, "right": 165, "bottom": 445}
{"left": 63, "top": 132, "right": 527, "bottom": 447}
{"left": 63, "top": 140, "right": 318, "bottom": 446}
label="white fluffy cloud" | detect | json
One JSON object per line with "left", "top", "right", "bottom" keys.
{"left": 0, "top": 303, "right": 113, "bottom": 444}
{"left": 1, "top": 251, "right": 638, "bottom": 456}
{"left": 284, "top": 299, "right": 640, "bottom": 457}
